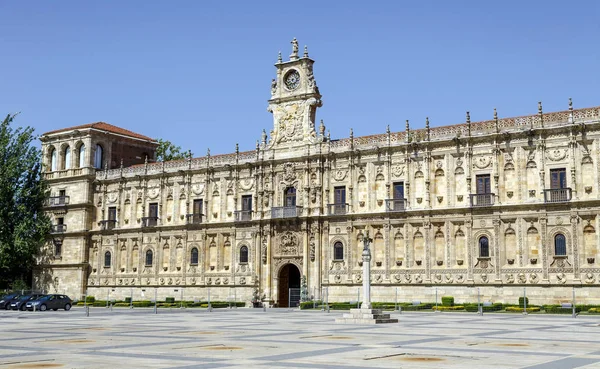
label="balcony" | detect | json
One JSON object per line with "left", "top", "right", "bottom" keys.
{"left": 327, "top": 203, "right": 349, "bottom": 215}
{"left": 544, "top": 188, "right": 572, "bottom": 203}
{"left": 234, "top": 210, "right": 252, "bottom": 222}
{"left": 141, "top": 216, "right": 158, "bottom": 227}
{"left": 385, "top": 198, "right": 407, "bottom": 212}
{"left": 100, "top": 220, "right": 117, "bottom": 230}
{"left": 271, "top": 206, "right": 303, "bottom": 219}
{"left": 51, "top": 224, "right": 67, "bottom": 233}
{"left": 46, "top": 196, "right": 70, "bottom": 207}
{"left": 186, "top": 213, "right": 204, "bottom": 224}
{"left": 470, "top": 193, "right": 495, "bottom": 207}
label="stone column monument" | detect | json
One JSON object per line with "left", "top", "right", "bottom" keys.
{"left": 336, "top": 230, "right": 398, "bottom": 324}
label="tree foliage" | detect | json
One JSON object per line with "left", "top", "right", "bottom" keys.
{"left": 0, "top": 114, "right": 51, "bottom": 288}
{"left": 156, "top": 138, "right": 191, "bottom": 162}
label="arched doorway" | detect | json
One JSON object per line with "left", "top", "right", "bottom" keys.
{"left": 278, "top": 263, "right": 301, "bottom": 307}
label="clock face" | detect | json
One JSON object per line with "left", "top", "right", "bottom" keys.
{"left": 284, "top": 70, "right": 300, "bottom": 90}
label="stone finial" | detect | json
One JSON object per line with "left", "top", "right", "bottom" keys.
{"left": 349, "top": 128, "right": 354, "bottom": 139}
{"left": 327, "top": 130, "right": 331, "bottom": 141}
{"left": 425, "top": 117, "right": 430, "bottom": 141}
{"left": 569, "top": 97, "right": 573, "bottom": 112}
{"left": 290, "top": 38, "right": 299, "bottom": 60}
{"left": 405, "top": 120, "right": 410, "bottom": 142}
{"left": 256, "top": 140, "right": 259, "bottom": 151}
{"left": 261, "top": 129, "right": 267, "bottom": 145}
{"left": 466, "top": 111, "right": 471, "bottom": 136}
{"left": 568, "top": 97, "right": 574, "bottom": 124}
{"left": 207, "top": 148, "right": 211, "bottom": 157}
{"left": 120, "top": 158, "right": 124, "bottom": 168}
{"left": 235, "top": 143, "right": 239, "bottom": 155}
{"left": 303, "top": 45, "right": 308, "bottom": 58}
{"left": 277, "top": 51, "right": 282, "bottom": 63}
{"left": 386, "top": 124, "right": 390, "bottom": 135}
{"left": 405, "top": 119, "right": 410, "bottom": 132}
{"left": 538, "top": 101, "right": 544, "bottom": 127}
{"left": 494, "top": 108, "right": 499, "bottom": 133}
{"left": 319, "top": 119, "right": 325, "bottom": 136}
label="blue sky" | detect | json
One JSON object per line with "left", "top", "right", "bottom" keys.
{"left": 1, "top": 1, "right": 599, "bottom": 156}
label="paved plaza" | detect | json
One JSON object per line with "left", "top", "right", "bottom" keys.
{"left": 0, "top": 308, "right": 599, "bottom": 368}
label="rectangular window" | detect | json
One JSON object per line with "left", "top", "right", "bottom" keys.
{"left": 59, "top": 189, "right": 66, "bottom": 197}
{"left": 57, "top": 217, "right": 64, "bottom": 225}
{"left": 108, "top": 207, "right": 117, "bottom": 221}
{"left": 393, "top": 182, "right": 404, "bottom": 199}
{"left": 148, "top": 203, "right": 158, "bottom": 218}
{"left": 476, "top": 174, "right": 491, "bottom": 194}
{"left": 193, "top": 199, "right": 203, "bottom": 215}
{"left": 241, "top": 195, "right": 252, "bottom": 211}
{"left": 334, "top": 186, "right": 346, "bottom": 204}
{"left": 550, "top": 168, "right": 567, "bottom": 189}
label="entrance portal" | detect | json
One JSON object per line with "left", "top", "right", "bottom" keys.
{"left": 277, "top": 264, "right": 301, "bottom": 307}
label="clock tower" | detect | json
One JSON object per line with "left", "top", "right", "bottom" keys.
{"left": 266, "top": 38, "right": 324, "bottom": 148}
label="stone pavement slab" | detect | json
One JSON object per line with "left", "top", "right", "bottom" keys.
{"left": 0, "top": 308, "right": 599, "bottom": 368}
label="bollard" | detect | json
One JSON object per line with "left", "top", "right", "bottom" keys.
{"left": 86, "top": 305, "right": 89, "bottom": 317}
{"left": 263, "top": 304, "right": 266, "bottom": 312}
{"left": 477, "top": 288, "right": 482, "bottom": 316}
{"left": 110, "top": 303, "right": 113, "bottom": 312}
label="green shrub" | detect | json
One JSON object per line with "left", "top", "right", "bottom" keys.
{"left": 506, "top": 306, "right": 540, "bottom": 313}
{"left": 124, "top": 297, "right": 132, "bottom": 303}
{"left": 544, "top": 305, "right": 581, "bottom": 314}
{"left": 371, "top": 302, "right": 398, "bottom": 310}
{"left": 433, "top": 305, "right": 464, "bottom": 311}
{"left": 85, "top": 296, "right": 95, "bottom": 303}
{"left": 132, "top": 300, "right": 153, "bottom": 308}
{"left": 575, "top": 304, "right": 600, "bottom": 312}
{"left": 402, "top": 303, "right": 433, "bottom": 311}
{"left": 92, "top": 300, "right": 109, "bottom": 307}
{"left": 518, "top": 297, "right": 529, "bottom": 308}
{"left": 165, "top": 297, "right": 175, "bottom": 303}
{"left": 113, "top": 302, "right": 129, "bottom": 307}
{"left": 464, "top": 303, "right": 503, "bottom": 312}
{"left": 441, "top": 296, "right": 454, "bottom": 307}
{"left": 300, "top": 301, "right": 322, "bottom": 309}
{"left": 588, "top": 308, "right": 600, "bottom": 314}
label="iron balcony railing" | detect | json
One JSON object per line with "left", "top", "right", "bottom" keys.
{"left": 234, "top": 210, "right": 252, "bottom": 222}
{"left": 186, "top": 213, "right": 204, "bottom": 224}
{"left": 51, "top": 224, "right": 67, "bottom": 233}
{"left": 100, "top": 220, "right": 117, "bottom": 230}
{"left": 271, "top": 206, "right": 303, "bottom": 219}
{"left": 385, "top": 198, "right": 407, "bottom": 212}
{"left": 544, "top": 188, "right": 572, "bottom": 203}
{"left": 470, "top": 193, "right": 495, "bottom": 207}
{"left": 141, "top": 216, "right": 158, "bottom": 227}
{"left": 46, "top": 196, "right": 70, "bottom": 206}
{"left": 327, "top": 203, "right": 349, "bottom": 215}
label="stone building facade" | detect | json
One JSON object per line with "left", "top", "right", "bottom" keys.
{"left": 35, "top": 40, "right": 600, "bottom": 305}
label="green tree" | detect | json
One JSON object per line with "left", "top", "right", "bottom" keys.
{"left": 0, "top": 114, "right": 51, "bottom": 289}
{"left": 156, "top": 138, "right": 192, "bottom": 162}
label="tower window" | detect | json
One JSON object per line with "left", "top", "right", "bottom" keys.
{"left": 554, "top": 234, "right": 567, "bottom": 256}
{"left": 333, "top": 242, "right": 344, "bottom": 261}
{"left": 479, "top": 236, "right": 490, "bottom": 258}
{"left": 240, "top": 246, "right": 249, "bottom": 263}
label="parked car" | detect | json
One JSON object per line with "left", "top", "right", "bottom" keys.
{"left": 10, "top": 294, "right": 46, "bottom": 311}
{"left": 0, "top": 294, "right": 21, "bottom": 309}
{"left": 26, "top": 294, "right": 72, "bottom": 311}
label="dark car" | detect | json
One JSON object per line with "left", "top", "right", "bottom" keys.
{"left": 0, "top": 294, "right": 21, "bottom": 309}
{"left": 26, "top": 294, "right": 72, "bottom": 311}
{"left": 10, "top": 294, "right": 45, "bottom": 311}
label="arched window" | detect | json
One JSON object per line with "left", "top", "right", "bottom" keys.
{"left": 104, "top": 251, "right": 111, "bottom": 268}
{"left": 50, "top": 148, "right": 57, "bottom": 171}
{"left": 94, "top": 144, "right": 104, "bottom": 169}
{"left": 239, "top": 246, "right": 248, "bottom": 263}
{"left": 333, "top": 241, "right": 344, "bottom": 260}
{"left": 554, "top": 234, "right": 567, "bottom": 256}
{"left": 285, "top": 187, "right": 296, "bottom": 207}
{"left": 78, "top": 144, "right": 86, "bottom": 168}
{"left": 63, "top": 146, "right": 71, "bottom": 169}
{"left": 190, "top": 247, "right": 199, "bottom": 265}
{"left": 479, "top": 236, "right": 490, "bottom": 258}
{"left": 145, "top": 249, "right": 153, "bottom": 266}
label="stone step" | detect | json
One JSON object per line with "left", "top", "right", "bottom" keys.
{"left": 335, "top": 317, "right": 399, "bottom": 325}
{"left": 342, "top": 313, "right": 391, "bottom": 320}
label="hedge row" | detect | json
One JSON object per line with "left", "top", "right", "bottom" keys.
{"left": 506, "top": 306, "right": 541, "bottom": 313}
{"left": 78, "top": 300, "right": 245, "bottom": 308}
